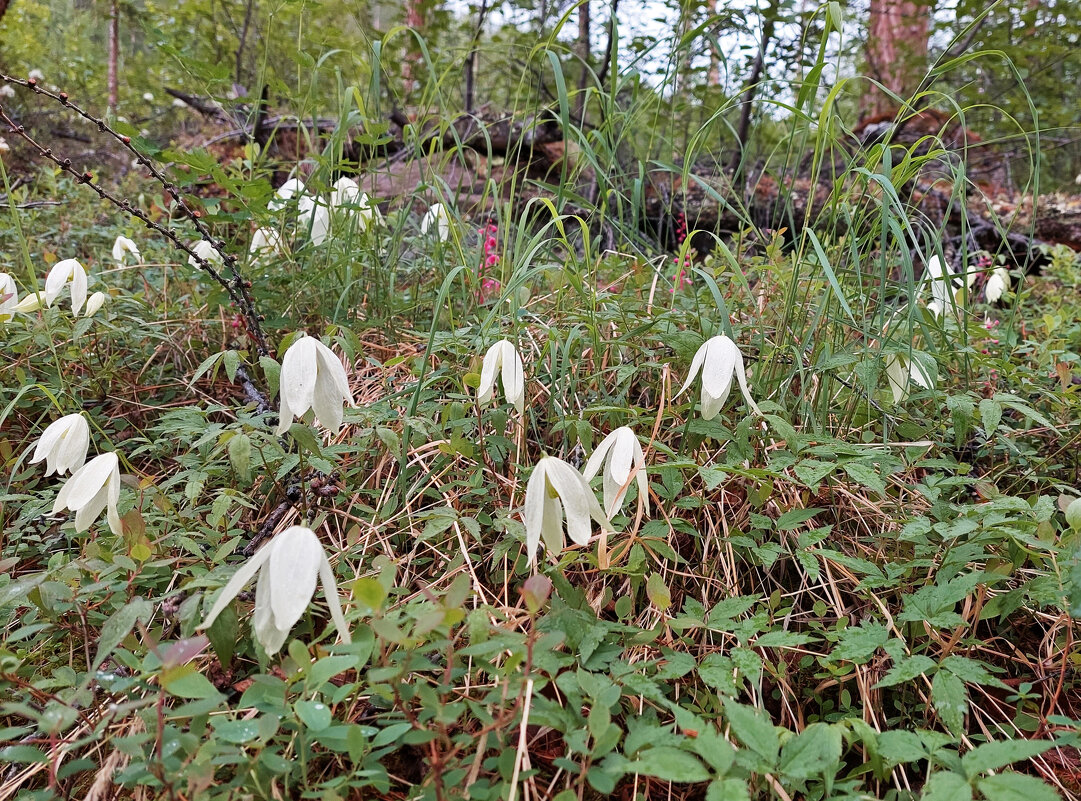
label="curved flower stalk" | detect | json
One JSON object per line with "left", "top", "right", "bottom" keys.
{"left": 277, "top": 333, "right": 355, "bottom": 435}
{"left": 111, "top": 235, "right": 140, "bottom": 265}
{"left": 524, "top": 456, "right": 612, "bottom": 565}
{"left": 44, "top": 258, "right": 88, "bottom": 316}
{"left": 0, "top": 272, "right": 17, "bottom": 321}
{"left": 676, "top": 335, "right": 762, "bottom": 420}
{"left": 884, "top": 350, "right": 935, "bottom": 403}
{"left": 188, "top": 239, "right": 224, "bottom": 269}
{"left": 984, "top": 267, "right": 1011, "bottom": 303}
{"left": 52, "top": 451, "right": 122, "bottom": 535}
{"left": 477, "top": 339, "right": 525, "bottom": 414}
{"left": 331, "top": 178, "right": 382, "bottom": 229}
{"left": 583, "top": 427, "right": 649, "bottom": 518}
{"left": 198, "top": 525, "right": 351, "bottom": 656}
{"left": 31, "top": 413, "right": 90, "bottom": 476}
{"left": 421, "top": 203, "right": 452, "bottom": 242}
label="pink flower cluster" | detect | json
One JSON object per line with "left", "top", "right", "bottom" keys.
{"left": 478, "top": 222, "right": 501, "bottom": 301}
{"left": 671, "top": 212, "right": 692, "bottom": 293}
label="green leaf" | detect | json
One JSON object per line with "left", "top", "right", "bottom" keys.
{"left": 228, "top": 433, "right": 251, "bottom": 482}
{"left": 877, "top": 730, "right": 928, "bottom": 764}
{"left": 307, "top": 655, "right": 357, "bottom": 690}
{"left": 161, "top": 664, "right": 224, "bottom": 700}
{"left": 921, "top": 770, "right": 973, "bottom": 801}
{"left": 794, "top": 459, "right": 836, "bottom": 487}
{"left": 205, "top": 603, "right": 237, "bottom": 669}
{"left": 977, "top": 773, "right": 1060, "bottom": 801}
{"left": 626, "top": 747, "right": 711, "bottom": 783}
{"left": 961, "top": 739, "right": 1053, "bottom": 778}
{"left": 287, "top": 422, "right": 324, "bottom": 456}
{"left": 830, "top": 622, "right": 890, "bottom": 663}
{"left": 874, "top": 654, "right": 937, "bottom": 689}
{"left": 776, "top": 507, "right": 824, "bottom": 530}
{"left": 778, "top": 722, "right": 842, "bottom": 779}
{"left": 94, "top": 598, "right": 153, "bottom": 671}
{"left": 295, "top": 699, "right": 333, "bottom": 731}
{"left": 932, "top": 670, "right": 967, "bottom": 737}
{"left": 646, "top": 573, "right": 671, "bottom": 610}
{"left": 706, "top": 779, "right": 751, "bottom": 801}
{"left": 980, "top": 399, "right": 1002, "bottom": 434}
{"left": 223, "top": 349, "right": 240, "bottom": 382}
{"left": 723, "top": 700, "right": 779, "bottom": 764}
{"left": 842, "top": 462, "right": 887, "bottom": 496}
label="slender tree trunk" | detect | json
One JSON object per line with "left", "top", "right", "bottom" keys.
{"left": 107, "top": 0, "right": 119, "bottom": 114}
{"left": 575, "top": 0, "right": 590, "bottom": 121}
{"left": 861, "top": 0, "right": 932, "bottom": 118}
{"left": 596, "top": 0, "right": 619, "bottom": 85}
{"left": 728, "top": 6, "right": 776, "bottom": 176}
{"left": 402, "top": 0, "right": 425, "bottom": 95}
{"left": 464, "top": 0, "right": 491, "bottom": 113}
{"left": 706, "top": 0, "right": 720, "bottom": 85}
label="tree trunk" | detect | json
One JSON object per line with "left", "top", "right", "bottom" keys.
{"left": 402, "top": 0, "right": 425, "bottom": 95}
{"left": 861, "top": 0, "right": 931, "bottom": 119}
{"left": 575, "top": 1, "right": 590, "bottom": 121}
{"left": 107, "top": 0, "right": 119, "bottom": 114}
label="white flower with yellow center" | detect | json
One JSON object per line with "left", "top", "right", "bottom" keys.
{"left": 676, "top": 335, "right": 762, "bottom": 420}
{"left": 31, "top": 413, "right": 90, "bottom": 476}
{"left": 44, "top": 258, "right": 88, "bottom": 316}
{"left": 277, "top": 333, "right": 355, "bottom": 435}
{"left": 52, "top": 452, "right": 122, "bottom": 535}
{"left": 524, "top": 456, "right": 612, "bottom": 565}
{"left": 583, "top": 427, "right": 649, "bottom": 518}
{"left": 477, "top": 339, "right": 525, "bottom": 414}
{"left": 198, "top": 525, "right": 351, "bottom": 655}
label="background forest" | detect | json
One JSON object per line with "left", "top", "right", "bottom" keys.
{"left": 1, "top": 0, "right": 1081, "bottom": 800}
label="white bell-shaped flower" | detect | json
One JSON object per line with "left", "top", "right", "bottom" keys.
{"left": 331, "top": 178, "right": 382, "bottom": 229}
{"left": 111, "top": 235, "right": 140, "bottom": 265}
{"left": 924, "top": 255, "right": 967, "bottom": 317}
{"left": 277, "top": 333, "right": 355, "bottom": 435}
{"left": 297, "top": 195, "right": 330, "bottom": 246}
{"left": 884, "top": 350, "right": 935, "bottom": 403}
{"left": 0, "top": 272, "right": 18, "bottom": 322}
{"left": 524, "top": 456, "right": 612, "bottom": 565}
{"left": 52, "top": 451, "right": 122, "bottom": 535}
{"left": 44, "top": 258, "right": 88, "bottom": 316}
{"left": 583, "top": 427, "right": 649, "bottom": 518}
{"left": 83, "top": 291, "right": 107, "bottom": 317}
{"left": 477, "top": 339, "right": 525, "bottom": 414}
{"left": 249, "top": 227, "right": 284, "bottom": 262}
{"left": 421, "top": 203, "right": 452, "bottom": 241}
{"left": 199, "top": 525, "right": 351, "bottom": 656}
{"left": 676, "top": 335, "right": 762, "bottom": 420}
{"left": 188, "top": 239, "right": 224, "bottom": 269}
{"left": 269, "top": 178, "right": 306, "bottom": 211}
{"left": 31, "top": 413, "right": 90, "bottom": 476}
{"left": 13, "top": 291, "right": 44, "bottom": 313}
{"left": 984, "top": 267, "right": 1011, "bottom": 303}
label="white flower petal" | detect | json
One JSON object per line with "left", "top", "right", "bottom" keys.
{"left": 477, "top": 341, "right": 504, "bottom": 405}
{"left": 280, "top": 335, "right": 318, "bottom": 427}
{"left": 267, "top": 526, "right": 322, "bottom": 633}
{"left": 61, "top": 453, "right": 118, "bottom": 512}
{"left": 317, "top": 552, "right": 352, "bottom": 645}
{"left": 544, "top": 457, "right": 609, "bottom": 545}
{"left": 69, "top": 261, "right": 87, "bottom": 316}
{"left": 500, "top": 343, "right": 525, "bottom": 414}
{"left": 582, "top": 430, "right": 618, "bottom": 482}
{"left": 83, "top": 292, "right": 106, "bottom": 317}
{"left": 523, "top": 463, "right": 549, "bottom": 563}
{"left": 699, "top": 337, "right": 737, "bottom": 403}
{"left": 676, "top": 340, "right": 709, "bottom": 398}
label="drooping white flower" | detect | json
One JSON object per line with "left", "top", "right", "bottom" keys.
{"left": 0, "top": 272, "right": 18, "bottom": 321}
{"left": 277, "top": 333, "right": 355, "bottom": 435}
{"left": 421, "top": 203, "right": 452, "bottom": 241}
{"left": 884, "top": 350, "right": 935, "bottom": 403}
{"left": 28, "top": 69, "right": 44, "bottom": 82}
{"left": 984, "top": 267, "right": 1011, "bottom": 303}
{"left": 0, "top": 137, "right": 9, "bottom": 152}
{"left": 31, "top": 413, "right": 90, "bottom": 476}
{"left": 0, "top": 85, "right": 15, "bottom": 99}
{"left": 198, "top": 525, "right": 351, "bottom": 656}
{"left": 142, "top": 92, "right": 154, "bottom": 102}
{"left": 583, "top": 427, "right": 649, "bottom": 518}
{"left": 188, "top": 239, "right": 224, "bottom": 269}
{"left": 477, "top": 339, "right": 525, "bottom": 414}
{"left": 676, "top": 335, "right": 762, "bottom": 420}
{"left": 523, "top": 456, "right": 612, "bottom": 564}
{"left": 44, "top": 258, "right": 88, "bottom": 316}
{"left": 13, "top": 291, "right": 44, "bottom": 313}
{"left": 269, "top": 178, "right": 306, "bottom": 211}
{"left": 111, "top": 235, "right": 140, "bottom": 265}
{"left": 52, "top": 451, "right": 122, "bottom": 535}
{"left": 297, "top": 194, "right": 330, "bottom": 246}
{"left": 331, "top": 178, "right": 381, "bottom": 229}
{"left": 84, "top": 291, "right": 107, "bottom": 317}
{"left": 249, "top": 227, "right": 284, "bottom": 261}
{"left": 924, "top": 255, "right": 967, "bottom": 318}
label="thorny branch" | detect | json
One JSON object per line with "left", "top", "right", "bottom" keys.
{"left": 0, "top": 73, "right": 269, "bottom": 360}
